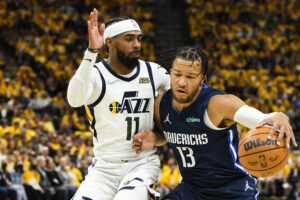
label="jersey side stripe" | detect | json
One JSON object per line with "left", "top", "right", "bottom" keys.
{"left": 145, "top": 62, "right": 155, "bottom": 98}
{"left": 84, "top": 105, "right": 93, "bottom": 121}
{"left": 227, "top": 129, "right": 258, "bottom": 198}
{"left": 89, "top": 105, "right": 97, "bottom": 139}
{"left": 227, "top": 129, "right": 248, "bottom": 175}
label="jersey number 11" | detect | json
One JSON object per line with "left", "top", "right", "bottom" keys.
{"left": 125, "top": 117, "right": 139, "bottom": 140}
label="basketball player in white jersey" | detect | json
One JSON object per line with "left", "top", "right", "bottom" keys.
{"left": 67, "top": 8, "right": 170, "bottom": 200}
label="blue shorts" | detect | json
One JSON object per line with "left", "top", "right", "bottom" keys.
{"left": 163, "top": 176, "right": 259, "bottom": 200}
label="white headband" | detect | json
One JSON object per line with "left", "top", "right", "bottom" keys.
{"left": 103, "top": 19, "right": 141, "bottom": 44}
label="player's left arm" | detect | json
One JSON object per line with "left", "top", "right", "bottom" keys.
{"left": 208, "top": 94, "right": 297, "bottom": 148}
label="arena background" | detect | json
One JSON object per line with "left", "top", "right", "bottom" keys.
{"left": 0, "top": 0, "right": 299, "bottom": 199}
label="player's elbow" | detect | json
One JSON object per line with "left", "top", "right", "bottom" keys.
{"left": 67, "top": 76, "right": 90, "bottom": 107}
{"left": 67, "top": 92, "right": 83, "bottom": 107}
{"left": 67, "top": 81, "right": 84, "bottom": 107}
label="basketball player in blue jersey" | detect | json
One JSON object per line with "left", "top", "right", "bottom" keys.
{"left": 132, "top": 46, "right": 297, "bottom": 200}
{"left": 67, "top": 8, "right": 170, "bottom": 200}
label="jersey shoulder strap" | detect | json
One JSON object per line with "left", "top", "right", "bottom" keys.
{"left": 145, "top": 61, "right": 155, "bottom": 98}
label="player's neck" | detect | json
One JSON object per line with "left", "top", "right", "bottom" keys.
{"left": 172, "top": 100, "right": 194, "bottom": 112}
{"left": 107, "top": 56, "right": 135, "bottom": 75}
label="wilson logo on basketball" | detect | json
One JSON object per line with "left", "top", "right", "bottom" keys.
{"left": 244, "top": 138, "right": 277, "bottom": 151}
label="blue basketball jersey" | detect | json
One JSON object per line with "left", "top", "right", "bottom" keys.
{"left": 159, "top": 84, "right": 251, "bottom": 188}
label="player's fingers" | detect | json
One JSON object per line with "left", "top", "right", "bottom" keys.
{"left": 132, "top": 133, "right": 138, "bottom": 140}
{"left": 268, "top": 123, "right": 279, "bottom": 139}
{"left": 89, "top": 11, "right": 94, "bottom": 27}
{"left": 93, "top": 8, "right": 98, "bottom": 27}
{"left": 256, "top": 121, "right": 269, "bottom": 129}
{"left": 132, "top": 135, "right": 142, "bottom": 144}
{"left": 99, "top": 23, "right": 105, "bottom": 36}
{"left": 132, "top": 138, "right": 142, "bottom": 145}
{"left": 256, "top": 122, "right": 264, "bottom": 128}
{"left": 132, "top": 139, "right": 141, "bottom": 146}
{"left": 89, "top": 11, "right": 93, "bottom": 22}
{"left": 87, "top": 20, "right": 92, "bottom": 33}
{"left": 284, "top": 127, "right": 291, "bottom": 148}
{"left": 136, "top": 149, "right": 142, "bottom": 154}
{"left": 132, "top": 144, "right": 141, "bottom": 150}
{"left": 276, "top": 126, "right": 285, "bottom": 146}
{"left": 136, "top": 146, "right": 144, "bottom": 154}
{"left": 288, "top": 125, "right": 297, "bottom": 147}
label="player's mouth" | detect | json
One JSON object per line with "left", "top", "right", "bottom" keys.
{"left": 129, "top": 51, "right": 140, "bottom": 57}
{"left": 176, "top": 88, "right": 187, "bottom": 96}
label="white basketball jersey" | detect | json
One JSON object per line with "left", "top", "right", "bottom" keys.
{"left": 84, "top": 59, "right": 169, "bottom": 161}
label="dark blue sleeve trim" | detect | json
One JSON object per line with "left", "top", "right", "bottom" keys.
{"left": 90, "top": 65, "right": 106, "bottom": 107}
{"left": 145, "top": 61, "right": 155, "bottom": 98}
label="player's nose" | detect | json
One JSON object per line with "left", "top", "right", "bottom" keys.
{"left": 132, "top": 38, "right": 141, "bottom": 49}
{"left": 177, "top": 77, "right": 187, "bottom": 87}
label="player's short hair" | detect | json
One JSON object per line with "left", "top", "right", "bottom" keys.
{"left": 159, "top": 46, "right": 209, "bottom": 78}
{"left": 105, "top": 16, "right": 131, "bottom": 28}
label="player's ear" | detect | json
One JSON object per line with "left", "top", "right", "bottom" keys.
{"left": 106, "top": 38, "right": 113, "bottom": 49}
{"left": 201, "top": 75, "right": 207, "bottom": 84}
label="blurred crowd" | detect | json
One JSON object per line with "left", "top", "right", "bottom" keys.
{"left": 185, "top": 0, "right": 300, "bottom": 135}
{"left": 0, "top": 0, "right": 299, "bottom": 200}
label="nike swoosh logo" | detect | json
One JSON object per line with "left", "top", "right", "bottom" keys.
{"left": 107, "top": 80, "right": 119, "bottom": 85}
{"left": 84, "top": 59, "right": 92, "bottom": 62}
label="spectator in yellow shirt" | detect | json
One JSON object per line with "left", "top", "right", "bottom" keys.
{"left": 159, "top": 157, "right": 182, "bottom": 198}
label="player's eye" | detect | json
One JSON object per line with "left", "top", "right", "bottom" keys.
{"left": 187, "top": 76, "right": 196, "bottom": 79}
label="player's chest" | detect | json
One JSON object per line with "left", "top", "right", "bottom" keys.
{"left": 101, "top": 80, "right": 153, "bottom": 115}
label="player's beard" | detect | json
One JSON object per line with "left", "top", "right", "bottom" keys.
{"left": 172, "top": 84, "right": 201, "bottom": 104}
{"left": 116, "top": 45, "right": 139, "bottom": 70}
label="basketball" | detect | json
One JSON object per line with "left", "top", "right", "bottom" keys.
{"left": 238, "top": 127, "right": 290, "bottom": 177}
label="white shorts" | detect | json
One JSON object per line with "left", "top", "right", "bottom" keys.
{"left": 72, "top": 154, "right": 160, "bottom": 200}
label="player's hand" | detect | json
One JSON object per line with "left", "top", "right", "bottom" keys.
{"left": 256, "top": 112, "right": 297, "bottom": 148}
{"left": 88, "top": 8, "right": 105, "bottom": 49}
{"left": 132, "top": 128, "right": 156, "bottom": 154}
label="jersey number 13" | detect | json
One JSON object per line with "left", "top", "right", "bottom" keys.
{"left": 176, "top": 147, "right": 196, "bottom": 168}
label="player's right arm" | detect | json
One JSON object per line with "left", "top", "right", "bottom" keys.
{"left": 132, "top": 94, "right": 167, "bottom": 154}
{"left": 208, "top": 94, "right": 297, "bottom": 148}
{"left": 67, "top": 8, "right": 105, "bottom": 107}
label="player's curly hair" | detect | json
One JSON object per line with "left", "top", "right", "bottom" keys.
{"left": 158, "top": 46, "right": 209, "bottom": 78}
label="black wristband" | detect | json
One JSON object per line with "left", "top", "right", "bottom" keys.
{"left": 88, "top": 47, "right": 101, "bottom": 53}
